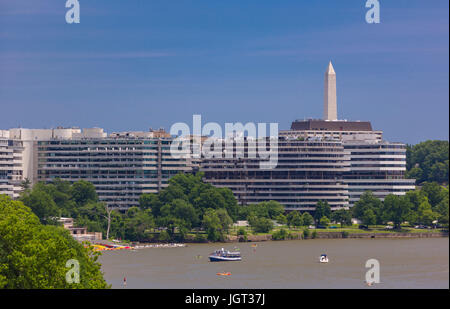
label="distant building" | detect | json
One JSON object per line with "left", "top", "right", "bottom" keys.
{"left": 0, "top": 131, "right": 24, "bottom": 198}
{"left": 343, "top": 140, "right": 416, "bottom": 205}
{"left": 36, "top": 130, "right": 190, "bottom": 209}
{"left": 201, "top": 137, "right": 351, "bottom": 211}
{"left": 58, "top": 217, "right": 102, "bottom": 241}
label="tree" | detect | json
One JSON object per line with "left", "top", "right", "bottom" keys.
{"left": 249, "top": 217, "right": 273, "bottom": 233}
{"left": 289, "top": 212, "right": 303, "bottom": 229}
{"left": 70, "top": 180, "right": 98, "bottom": 206}
{"left": 352, "top": 191, "right": 383, "bottom": 225}
{"left": 416, "top": 201, "right": 437, "bottom": 226}
{"left": 435, "top": 191, "right": 449, "bottom": 227}
{"left": 19, "top": 185, "right": 59, "bottom": 225}
{"left": 202, "top": 208, "right": 222, "bottom": 241}
{"left": 319, "top": 216, "right": 331, "bottom": 227}
{"left": 216, "top": 208, "right": 232, "bottom": 234}
{"left": 302, "top": 212, "right": 314, "bottom": 227}
{"left": 332, "top": 209, "right": 352, "bottom": 227}
{"left": 139, "top": 193, "right": 160, "bottom": 211}
{"left": 421, "top": 182, "right": 445, "bottom": 208}
{"left": 124, "top": 207, "right": 154, "bottom": 242}
{"left": 361, "top": 209, "right": 376, "bottom": 227}
{"left": 383, "top": 194, "right": 413, "bottom": 229}
{"left": 314, "top": 201, "right": 331, "bottom": 224}
{"left": 0, "top": 195, "right": 109, "bottom": 289}
{"left": 20, "top": 178, "right": 31, "bottom": 191}
{"left": 406, "top": 140, "right": 449, "bottom": 184}
{"left": 276, "top": 214, "right": 287, "bottom": 225}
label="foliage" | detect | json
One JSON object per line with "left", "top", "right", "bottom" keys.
{"left": 272, "top": 228, "right": 288, "bottom": 240}
{"left": 314, "top": 201, "right": 331, "bottom": 224}
{"left": 383, "top": 195, "right": 413, "bottom": 229}
{"left": 302, "top": 212, "right": 314, "bottom": 227}
{"left": 0, "top": 195, "right": 109, "bottom": 289}
{"left": 248, "top": 216, "right": 273, "bottom": 234}
{"left": 319, "top": 216, "right": 330, "bottom": 227}
{"left": 331, "top": 209, "right": 352, "bottom": 227}
{"left": 352, "top": 191, "right": 383, "bottom": 225}
{"left": 406, "top": 140, "right": 449, "bottom": 184}
{"left": 287, "top": 211, "right": 303, "bottom": 228}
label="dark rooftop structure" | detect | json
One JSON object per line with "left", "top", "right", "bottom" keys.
{"left": 290, "top": 119, "right": 373, "bottom": 131}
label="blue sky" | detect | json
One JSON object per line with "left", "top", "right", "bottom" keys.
{"left": 0, "top": 0, "right": 448, "bottom": 144}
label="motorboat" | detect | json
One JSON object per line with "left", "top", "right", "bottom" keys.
{"left": 209, "top": 248, "right": 242, "bottom": 262}
{"left": 319, "top": 254, "right": 329, "bottom": 263}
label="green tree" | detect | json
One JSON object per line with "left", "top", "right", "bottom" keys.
{"left": 302, "top": 212, "right": 314, "bottom": 227}
{"left": 314, "top": 201, "right": 331, "bottom": 225}
{"left": 352, "top": 191, "right": 383, "bottom": 225}
{"left": 276, "top": 214, "right": 287, "bottom": 225}
{"left": 319, "top": 216, "right": 330, "bottom": 227}
{"left": 0, "top": 195, "right": 109, "bottom": 289}
{"left": 361, "top": 209, "right": 376, "bottom": 227}
{"left": 406, "top": 140, "right": 449, "bottom": 184}
{"left": 202, "top": 208, "right": 223, "bottom": 241}
{"left": 124, "top": 207, "right": 155, "bottom": 241}
{"left": 19, "top": 184, "right": 59, "bottom": 225}
{"left": 421, "top": 182, "right": 445, "bottom": 208}
{"left": 331, "top": 209, "right": 352, "bottom": 227}
{"left": 70, "top": 180, "right": 98, "bottom": 206}
{"left": 383, "top": 194, "right": 413, "bottom": 229}
{"left": 289, "top": 212, "right": 303, "bottom": 229}
{"left": 139, "top": 193, "right": 161, "bottom": 211}
{"left": 249, "top": 217, "right": 273, "bottom": 233}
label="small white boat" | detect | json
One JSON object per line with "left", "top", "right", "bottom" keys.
{"left": 319, "top": 254, "right": 329, "bottom": 263}
{"left": 209, "top": 248, "right": 242, "bottom": 262}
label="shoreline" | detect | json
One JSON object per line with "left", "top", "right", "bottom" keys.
{"left": 91, "top": 230, "right": 448, "bottom": 248}
{"left": 225, "top": 230, "right": 449, "bottom": 243}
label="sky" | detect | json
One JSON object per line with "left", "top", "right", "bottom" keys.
{"left": 0, "top": 0, "right": 448, "bottom": 144}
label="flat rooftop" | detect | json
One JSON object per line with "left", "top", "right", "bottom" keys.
{"left": 290, "top": 119, "right": 373, "bottom": 131}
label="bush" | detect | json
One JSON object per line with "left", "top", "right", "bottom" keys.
{"left": 342, "top": 231, "right": 349, "bottom": 238}
{"left": 250, "top": 217, "right": 273, "bottom": 233}
{"left": 302, "top": 228, "right": 310, "bottom": 239}
{"left": 237, "top": 227, "right": 247, "bottom": 236}
{"left": 194, "top": 233, "right": 208, "bottom": 243}
{"left": 272, "top": 228, "right": 288, "bottom": 240}
{"left": 311, "top": 230, "right": 318, "bottom": 239}
{"left": 158, "top": 230, "right": 171, "bottom": 242}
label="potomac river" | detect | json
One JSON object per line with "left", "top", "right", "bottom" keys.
{"left": 98, "top": 238, "right": 449, "bottom": 289}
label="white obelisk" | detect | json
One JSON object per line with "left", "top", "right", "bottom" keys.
{"left": 324, "top": 61, "right": 337, "bottom": 121}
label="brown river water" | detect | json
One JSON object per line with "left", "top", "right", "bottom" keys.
{"left": 98, "top": 238, "right": 449, "bottom": 289}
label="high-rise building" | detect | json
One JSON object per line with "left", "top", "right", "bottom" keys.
{"left": 0, "top": 131, "right": 24, "bottom": 198}
{"left": 0, "top": 127, "right": 190, "bottom": 209}
{"left": 36, "top": 130, "right": 190, "bottom": 209}
{"left": 200, "top": 137, "right": 351, "bottom": 211}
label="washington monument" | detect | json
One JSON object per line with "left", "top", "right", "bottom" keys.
{"left": 324, "top": 61, "right": 337, "bottom": 121}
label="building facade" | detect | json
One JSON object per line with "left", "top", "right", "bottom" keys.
{"left": 0, "top": 134, "right": 24, "bottom": 198}
{"left": 201, "top": 137, "right": 350, "bottom": 211}
{"left": 36, "top": 134, "right": 190, "bottom": 209}
{"left": 343, "top": 140, "right": 416, "bottom": 205}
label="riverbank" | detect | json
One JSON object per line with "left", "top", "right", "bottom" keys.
{"left": 87, "top": 228, "right": 448, "bottom": 247}
{"left": 225, "top": 231, "right": 449, "bottom": 242}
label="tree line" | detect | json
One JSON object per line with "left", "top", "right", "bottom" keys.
{"left": 352, "top": 183, "right": 449, "bottom": 229}
{"left": 406, "top": 140, "right": 449, "bottom": 185}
